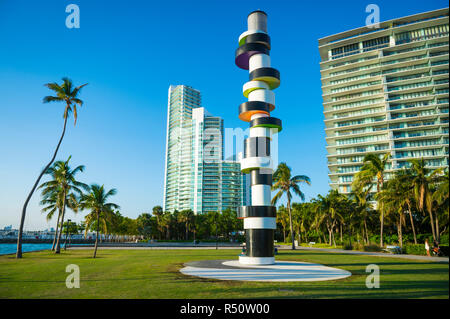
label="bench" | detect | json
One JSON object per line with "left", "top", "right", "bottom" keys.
{"left": 385, "top": 245, "right": 402, "bottom": 254}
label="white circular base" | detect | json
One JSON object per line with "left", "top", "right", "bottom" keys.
{"left": 180, "top": 260, "right": 351, "bottom": 282}
{"left": 239, "top": 256, "right": 275, "bottom": 265}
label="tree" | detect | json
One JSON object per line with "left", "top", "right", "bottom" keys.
{"left": 17, "top": 78, "right": 87, "bottom": 258}
{"left": 80, "top": 184, "right": 119, "bottom": 258}
{"left": 431, "top": 170, "right": 449, "bottom": 242}
{"left": 136, "top": 213, "right": 155, "bottom": 239}
{"left": 39, "top": 185, "right": 78, "bottom": 250}
{"left": 407, "top": 158, "right": 443, "bottom": 241}
{"left": 394, "top": 170, "right": 418, "bottom": 244}
{"left": 178, "top": 210, "right": 194, "bottom": 240}
{"left": 312, "top": 190, "right": 345, "bottom": 247}
{"left": 272, "top": 163, "right": 311, "bottom": 250}
{"left": 38, "top": 156, "right": 87, "bottom": 253}
{"left": 152, "top": 206, "right": 164, "bottom": 239}
{"left": 350, "top": 183, "right": 373, "bottom": 245}
{"left": 376, "top": 177, "right": 407, "bottom": 248}
{"left": 353, "top": 152, "right": 390, "bottom": 247}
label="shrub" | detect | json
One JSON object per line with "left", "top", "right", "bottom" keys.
{"left": 439, "top": 245, "right": 449, "bottom": 256}
{"left": 439, "top": 234, "right": 449, "bottom": 245}
{"left": 417, "top": 233, "right": 432, "bottom": 243}
{"left": 343, "top": 243, "right": 353, "bottom": 250}
{"left": 363, "top": 244, "right": 382, "bottom": 252}
{"left": 404, "top": 244, "right": 426, "bottom": 256}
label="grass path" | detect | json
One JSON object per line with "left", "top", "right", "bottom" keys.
{"left": 0, "top": 249, "right": 448, "bottom": 299}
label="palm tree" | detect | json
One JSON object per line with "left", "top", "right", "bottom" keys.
{"left": 394, "top": 170, "right": 418, "bottom": 244}
{"left": 272, "top": 163, "right": 311, "bottom": 250}
{"left": 432, "top": 170, "right": 449, "bottom": 242}
{"left": 152, "top": 206, "right": 163, "bottom": 239}
{"left": 40, "top": 186, "right": 78, "bottom": 250}
{"left": 80, "top": 185, "right": 119, "bottom": 258}
{"left": 407, "top": 158, "right": 443, "bottom": 241}
{"left": 276, "top": 205, "right": 289, "bottom": 243}
{"left": 39, "top": 188, "right": 63, "bottom": 250}
{"left": 39, "top": 156, "right": 87, "bottom": 253}
{"left": 178, "top": 209, "right": 194, "bottom": 240}
{"left": 353, "top": 152, "right": 390, "bottom": 247}
{"left": 376, "top": 178, "right": 407, "bottom": 248}
{"left": 312, "top": 190, "right": 345, "bottom": 247}
{"left": 351, "top": 182, "right": 374, "bottom": 245}
{"left": 16, "top": 78, "right": 87, "bottom": 258}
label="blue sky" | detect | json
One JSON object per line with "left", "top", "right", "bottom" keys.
{"left": 0, "top": 0, "right": 447, "bottom": 230}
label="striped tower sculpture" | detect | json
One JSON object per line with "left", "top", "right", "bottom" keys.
{"left": 235, "top": 10, "right": 282, "bottom": 265}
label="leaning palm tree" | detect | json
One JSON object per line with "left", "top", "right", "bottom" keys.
{"left": 272, "top": 163, "right": 311, "bottom": 250}
{"left": 353, "top": 152, "right": 390, "bottom": 247}
{"left": 16, "top": 78, "right": 87, "bottom": 258}
{"left": 407, "top": 158, "right": 443, "bottom": 241}
{"left": 80, "top": 185, "right": 119, "bottom": 258}
{"left": 39, "top": 156, "right": 88, "bottom": 253}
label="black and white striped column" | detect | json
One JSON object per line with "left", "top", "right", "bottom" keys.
{"left": 235, "top": 10, "right": 282, "bottom": 265}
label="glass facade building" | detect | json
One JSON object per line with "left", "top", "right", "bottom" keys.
{"left": 318, "top": 8, "right": 449, "bottom": 194}
{"left": 163, "top": 85, "right": 247, "bottom": 213}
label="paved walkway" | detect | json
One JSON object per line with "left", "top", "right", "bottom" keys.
{"left": 286, "top": 245, "right": 449, "bottom": 263}
{"left": 69, "top": 243, "right": 448, "bottom": 262}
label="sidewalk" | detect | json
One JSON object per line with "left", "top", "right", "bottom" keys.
{"left": 69, "top": 242, "right": 449, "bottom": 262}
{"left": 280, "top": 245, "right": 449, "bottom": 263}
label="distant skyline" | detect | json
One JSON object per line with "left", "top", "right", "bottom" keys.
{"left": 0, "top": 0, "right": 447, "bottom": 230}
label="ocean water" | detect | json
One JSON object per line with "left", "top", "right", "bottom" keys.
{"left": 0, "top": 243, "right": 53, "bottom": 255}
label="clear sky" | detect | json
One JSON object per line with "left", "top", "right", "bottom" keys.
{"left": 0, "top": 0, "right": 447, "bottom": 230}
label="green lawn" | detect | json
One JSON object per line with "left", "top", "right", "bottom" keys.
{"left": 0, "top": 248, "right": 448, "bottom": 299}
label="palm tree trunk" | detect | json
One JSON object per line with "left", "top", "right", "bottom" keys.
{"left": 328, "top": 225, "right": 332, "bottom": 246}
{"left": 406, "top": 201, "right": 417, "bottom": 244}
{"left": 186, "top": 222, "right": 189, "bottom": 241}
{"left": 380, "top": 210, "right": 384, "bottom": 247}
{"left": 435, "top": 216, "right": 440, "bottom": 243}
{"left": 364, "top": 218, "right": 369, "bottom": 244}
{"left": 16, "top": 115, "right": 68, "bottom": 258}
{"left": 287, "top": 198, "right": 295, "bottom": 250}
{"left": 55, "top": 191, "right": 67, "bottom": 254}
{"left": 51, "top": 210, "right": 62, "bottom": 251}
{"left": 93, "top": 212, "right": 99, "bottom": 258}
{"left": 398, "top": 220, "right": 403, "bottom": 248}
{"left": 428, "top": 209, "right": 436, "bottom": 241}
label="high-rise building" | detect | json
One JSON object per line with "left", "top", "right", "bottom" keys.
{"left": 163, "top": 85, "right": 247, "bottom": 213}
{"left": 319, "top": 8, "right": 449, "bottom": 194}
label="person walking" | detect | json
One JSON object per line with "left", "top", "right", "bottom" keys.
{"left": 425, "top": 239, "right": 431, "bottom": 257}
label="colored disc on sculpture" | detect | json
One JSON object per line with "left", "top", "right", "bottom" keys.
{"left": 250, "top": 169, "right": 272, "bottom": 186}
{"left": 239, "top": 101, "right": 274, "bottom": 122}
{"left": 237, "top": 205, "right": 276, "bottom": 219}
{"left": 235, "top": 43, "right": 270, "bottom": 70}
{"left": 250, "top": 116, "right": 282, "bottom": 132}
{"left": 242, "top": 81, "right": 270, "bottom": 98}
{"left": 240, "top": 156, "right": 273, "bottom": 173}
{"left": 238, "top": 30, "right": 267, "bottom": 46}
{"left": 249, "top": 67, "right": 280, "bottom": 89}
{"left": 245, "top": 33, "right": 271, "bottom": 49}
